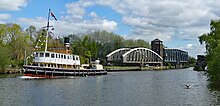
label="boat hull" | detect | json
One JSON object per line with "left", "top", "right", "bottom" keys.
{"left": 23, "top": 65, "right": 107, "bottom": 77}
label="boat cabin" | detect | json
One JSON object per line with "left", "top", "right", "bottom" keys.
{"left": 33, "top": 51, "right": 81, "bottom": 69}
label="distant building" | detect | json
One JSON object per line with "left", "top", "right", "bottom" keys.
{"left": 151, "top": 38, "right": 164, "bottom": 58}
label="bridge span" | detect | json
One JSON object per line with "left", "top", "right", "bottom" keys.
{"left": 106, "top": 47, "right": 163, "bottom": 66}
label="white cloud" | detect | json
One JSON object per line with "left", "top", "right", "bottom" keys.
{"left": 186, "top": 44, "right": 193, "bottom": 49}
{"left": 101, "top": 20, "right": 117, "bottom": 31}
{"left": 18, "top": 17, "right": 117, "bottom": 37}
{"left": 89, "top": 12, "right": 98, "bottom": 18}
{"left": 179, "top": 43, "right": 206, "bottom": 58}
{"left": 17, "top": 17, "right": 46, "bottom": 28}
{"left": 65, "top": 1, "right": 94, "bottom": 20}
{"left": 0, "top": 13, "right": 12, "bottom": 20}
{"left": 96, "top": 0, "right": 149, "bottom": 16}
{"left": 0, "top": 13, "right": 12, "bottom": 23}
{"left": 0, "top": 0, "right": 27, "bottom": 11}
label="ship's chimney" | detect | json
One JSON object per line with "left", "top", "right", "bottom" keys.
{"left": 64, "top": 37, "right": 70, "bottom": 47}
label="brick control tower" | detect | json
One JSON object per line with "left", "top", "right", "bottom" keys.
{"left": 151, "top": 38, "right": 164, "bottom": 58}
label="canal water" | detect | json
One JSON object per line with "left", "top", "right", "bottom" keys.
{"left": 0, "top": 68, "right": 220, "bottom": 106}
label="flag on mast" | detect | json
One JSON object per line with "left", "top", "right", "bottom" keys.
{"left": 50, "top": 11, "right": 57, "bottom": 20}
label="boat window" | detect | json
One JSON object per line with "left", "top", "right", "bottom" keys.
{"left": 51, "top": 53, "right": 55, "bottom": 58}
{"left": 76, "top": 56, "right": 78, "bottom": 60}
{"left": 40, "top": 53, "right": 44, "bottom": 57}
{"left": 67, "top": 56, "right": 69, "bottom": 59}
{"left": 64, "top": 55, "right": 66, "bottom": 59}
{"left": 45, "top": 53, "right": 50, "bottom": 57}
{"left": 59, "top": 54, "right": 61, "bottom": 58}
{"left": 35, "top": 52, "right": 38, "bottom": 57}
{"left": 61, "top": 55, "right": 63, "bottom": 59}
{"left": 56, "top": 54, "right": 58, "bottom": 58}
{"left": 73, "top": 56, "right": 75, "bottom": 60}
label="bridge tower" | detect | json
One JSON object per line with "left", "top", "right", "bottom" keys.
{"left": 151, "top": 38, "right": 164, "bottom": 58}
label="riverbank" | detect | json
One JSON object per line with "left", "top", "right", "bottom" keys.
{"left": 0, "top": 68, "right": 22, "bottom": 74}
{"left": 105, "top": 66, "right": 168, "bottom": 72}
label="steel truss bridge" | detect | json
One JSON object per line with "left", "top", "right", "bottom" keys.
{"left": 106, "top": 48, "right": 163, "bottom": 66}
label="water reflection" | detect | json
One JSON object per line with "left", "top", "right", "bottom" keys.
{"left": 0, "top": 68, "right": 220, "bottom": 106}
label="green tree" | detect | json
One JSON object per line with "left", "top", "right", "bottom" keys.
{"left": 0, "top": 45, "right": 10, "bottom": 73}
{"left": 0, "top": 24, "right": 7, "bottom": 44}
{"left": 26, "top": 25, "right": 37, "bottom": 40}
{"left": 87, "top": 31, "right": 124, "bottom": 62}
{"left": 4, "top": 24, "right": 31, "bottom": 67}
{"left": 199, "top": 19, "right": 220, "bottom": 83}
{"left": 188, "top": 56, "right": 196, "bottom": 67}
{"left": 123, "top": 39, "right": 150, "bottom": 48}
{"left": 85, "top": 50, "right": 91, "bottom": 64}
{"left": 71, "top": 36, "right": 90, "bottom": 64}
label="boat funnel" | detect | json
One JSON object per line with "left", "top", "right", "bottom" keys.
{"left": 64, "top": 37, "right": 70, "bottom": 47}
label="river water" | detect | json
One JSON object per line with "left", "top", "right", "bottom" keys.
{"left": 0, "top": 68, "right": 219, "bottom": 106}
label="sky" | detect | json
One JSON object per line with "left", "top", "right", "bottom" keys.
{"left": 1, "top": 0, "right": 219, "bottom": 58}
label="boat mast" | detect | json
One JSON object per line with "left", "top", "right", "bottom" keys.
{"left": 45, "top": 9, "right": 51, "bottom": 52}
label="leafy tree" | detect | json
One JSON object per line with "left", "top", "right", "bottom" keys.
{"left": 84, "top": 50, "right": 92, "bottom": 64}
{"left": 0, "top": 24, "right": 7, "bottom": 44}
{"left": 199, "top": 19, "right": 220, "bottom": 83}
{"left": 188, "top": 56, "right": 196, "bottom": 67}
{"left": 123, "top": 39, "right": 150, "bottom": 48}
{"left": 89, "top": 41, "right": 98, "bottom": 58}
{"left": 26, "top": 25, "right": 37, "bottom": 40}
{"left": 0, "top": 42, "right": 10, "bottom": 73}
{"left": 86, "top": 31, "right": 124, "bottom": 64}
{"left": 3, "top": 24, "right": 31, "bottom": 67}
{"left": 48, "top": 37, "right": 63, "bottom": 49}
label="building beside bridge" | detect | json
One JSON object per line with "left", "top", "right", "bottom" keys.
{"left": 106, "top": 38, "right": 189, "bottom": 67}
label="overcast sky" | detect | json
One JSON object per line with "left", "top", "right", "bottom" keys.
{"left": 1, "top": 0, "right": 218, "bottom": 58}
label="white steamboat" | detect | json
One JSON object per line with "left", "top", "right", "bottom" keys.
{"left": 23, "top": 9, "right": 106, "bottom": 78}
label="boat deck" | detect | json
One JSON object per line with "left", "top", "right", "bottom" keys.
{"left": 23, "top": 65, "right": 107, "bottom": 77}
